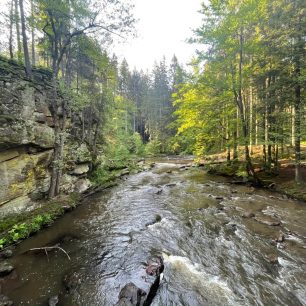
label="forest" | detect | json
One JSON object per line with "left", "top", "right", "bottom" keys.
{"left": 0, "top": 0, "right": 305, "bottom": 190}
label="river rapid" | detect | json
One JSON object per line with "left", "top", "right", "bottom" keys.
{"left": 2, "top": 159, "right": 306, "bottom": 305}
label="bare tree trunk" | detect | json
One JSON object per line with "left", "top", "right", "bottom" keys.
{"left": 19, "top": 0, "right": 32, "bottom": 77}
{"left": 14, "top": 0, "right": 22, "bottom": 62}
{"left": 30, "top": 0, "right": 35, "bottom": 65}
{"left": 291, "top": 105, "right": 295, "bottom": 147}
{"left": 9, "top": 0, "right": 14, "bottom": 59}
{"left": 233, "top": 107, "right": 239, "bottom": 160}
{"left": 294, "top": 78, "right": 302, "bottom": 183}
{"left": 254, "top": 94, "right": 258, "bottom": 146}
{"left": 226, "top": 115, "right": 231, "bottom": 163}
{"left": 249, "top": 86, "right": 253, "bottom": 155}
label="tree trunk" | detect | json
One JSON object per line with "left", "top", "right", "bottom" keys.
{"left": 30, "top": 0, "right": 35, "bottom": 65}
{"left": 19, "top": 0, "right": 32, "bottom": 77}
{"left": 9, "top": 0, "right": 14, "bottom": 59}
{"left": 291, "top": 105, "right": 295, "bottom": 147}
{"left": 14, "top": 0, "right": 22, "bottom": 63}
{"left": 294, "top": 79, "right": 302, "bottom": 183}
{"left": 294, "top": 16, "right": 303, "bottom": 184}
{"left": 249, "top": 86, "right": 253, "bottom": 155}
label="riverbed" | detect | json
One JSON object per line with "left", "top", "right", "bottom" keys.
{"left": 2, "top": 159, "right": 306, "bottom": 305}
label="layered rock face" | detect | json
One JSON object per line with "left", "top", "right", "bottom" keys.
{"left": 0, "top": 58, "right": 92, "bottom": 217}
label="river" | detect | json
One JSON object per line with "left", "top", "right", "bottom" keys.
{"left": 2, "top": 159, "right": 306, "bottom": 305}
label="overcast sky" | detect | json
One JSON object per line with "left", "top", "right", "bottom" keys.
{"left": 113, "top": 0, "right": 204, "bottom": 71}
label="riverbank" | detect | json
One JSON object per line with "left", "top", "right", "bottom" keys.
{"left": 0, "top": 159, "right": 151, "bottom": 251}
{"left": 203, "top": 160, "right": 306, "bottom": 202}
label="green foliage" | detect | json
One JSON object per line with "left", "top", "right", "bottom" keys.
{"left": 126, "top": 133, "right": 145, "bottom": 155}
{"left": 145, "top": 138, "right": 162, "bottom": 156}
{"left": 0, "top": 196, "right": 78, "bottom": 249}
{"left": 3, "top": 213, "right": 53, "bottom": 246}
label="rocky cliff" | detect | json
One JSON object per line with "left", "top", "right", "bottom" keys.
{"left": 0, "top": 57, "right": 92, "bottom": 217}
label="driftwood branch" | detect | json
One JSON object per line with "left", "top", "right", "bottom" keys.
{"left": 28, "top": 245, "right": 71, "bottom": 261}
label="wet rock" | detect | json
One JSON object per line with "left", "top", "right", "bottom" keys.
{"left": 268, "top": 255, "right": 279, "bottom": 265}
{"left": 166, "top": 170, "right": 172, "bottom": 174}
{"left": 115, "top": 283, "right": 146, "bottom": 306}
{"left": 246, "top": 187, "right": 255, "bottom": 194}
{"left": 145, "top": 215, "right": 162, "bottom": 227}
{"left": 242, "top": 211, "right": 255, "bottom": 218}
{"left": 0, "top": 294, "right": 13, "bottom": 306}
{"left": 0, "top": 249, "right": 13, "bottom": 259}
{"left": 254, "top": 215, "right": 281, "bottom": 226}
{"left": 231, "top": 189, "right": 238, "bottom": 194}
{"left": 48, "top": 296, "right": 59, "bottom": 306}
{"left": 215, "top": 196, "right": 224, "bottom": 200}
{"left": 225, "top": 223, "right": 237, "bottom": 232}
{"left": 268, "top": 183, "right": 276, "bottom": 189}
{"left": 155, "top": 188, "right": 162, "bottom": 195}
{"left": 0, "top": 262, "right": 14, "bottom": 277}
{"left": 277, "top": 243, "right": 287, "bottom": 250}
{"left": 270, "top": 240, "right": 277, "bottom": 246}
{"left": 275, "top": 232, "right": 285, "bottom": 243}
{"left": 215, "top": 203, "right": 225, "bottom": 212}
{"left": 145, "top": 256, "right": 163, "bottom": 276}
{"left": 166, "top": 183, "right": 176, "bottom": 187}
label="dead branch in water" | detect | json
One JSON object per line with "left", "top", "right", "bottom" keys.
{"left": 28, "top": 245, "right": 71, "bottom": 261}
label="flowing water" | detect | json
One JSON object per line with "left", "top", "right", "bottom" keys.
{"left": 2, "top": 159, "right": 306, "bottom": 305}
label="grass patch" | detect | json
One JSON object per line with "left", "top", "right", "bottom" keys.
{"left": 0, "top": 193, "right": 79, "bottom": 249}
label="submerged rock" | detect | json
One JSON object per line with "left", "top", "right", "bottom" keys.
{"left": 63, "top": 271, "right": 82, "bottom": 293}
{"left": 155, "top": 188, "right": 163, "bottom": 195}
{"left": 242, "top": 211, "right": 255, "bottom": 218}
{"left": 0, "top": 262, "right": 14, "bottom": 277}
{"left": 0, "top": 249, "right": 13, "bottom": 259}
{"left": 145, "top": 215, "right": 162, "bottom": 227}
{"left": 166, "top": 183, "right": 176, "bottom": 187}
{"left": 268, "top": 255, "right": 279, "bottom": 265}
{"left": 48, "top": 296, "right": 59, "bottom": 306}
{"left": 254, "top": 215, "right": 281, "bottom": 226}
{"left": 215, "top": 196, "right": 224, "bottom": 200}
{"left": 0, "top": 294, "right": 13, "bottom": 306}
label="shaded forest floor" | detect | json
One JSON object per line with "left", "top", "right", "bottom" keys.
{"left": 202, "top": 145, "right": 306, "bottom": 202}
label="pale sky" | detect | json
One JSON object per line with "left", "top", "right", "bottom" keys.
{"left": 0, "top": 0, "right": 204, "bottom": 70}
{"left": 113, "top": 0, "right": 204, "bottom": 70}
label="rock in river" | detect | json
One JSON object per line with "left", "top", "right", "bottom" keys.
{"left": 0, "top": 249, "right": 13, "bottom": 259}
{"left": 242, "top": 211, "right": 255, "bottom": 218}
{"left": 115, "top": 256, "right": 164, "bottom": 306}
{"left": 0, "top": 262, "right": 14, "bottom": 277}
{"left": 0, "top": 295, "right": 13, "bottom": 306}
{"left": 115, "top": 283, "right": 146, "bottom": 306}
{"left": 48, "top": 295, "right": 59, "bottom": 306}
{"left": 254, "top": 215, "right": 281, "bottom": 226}
{"left": 275, "top": 232, "right": 285, "bottom": 243}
